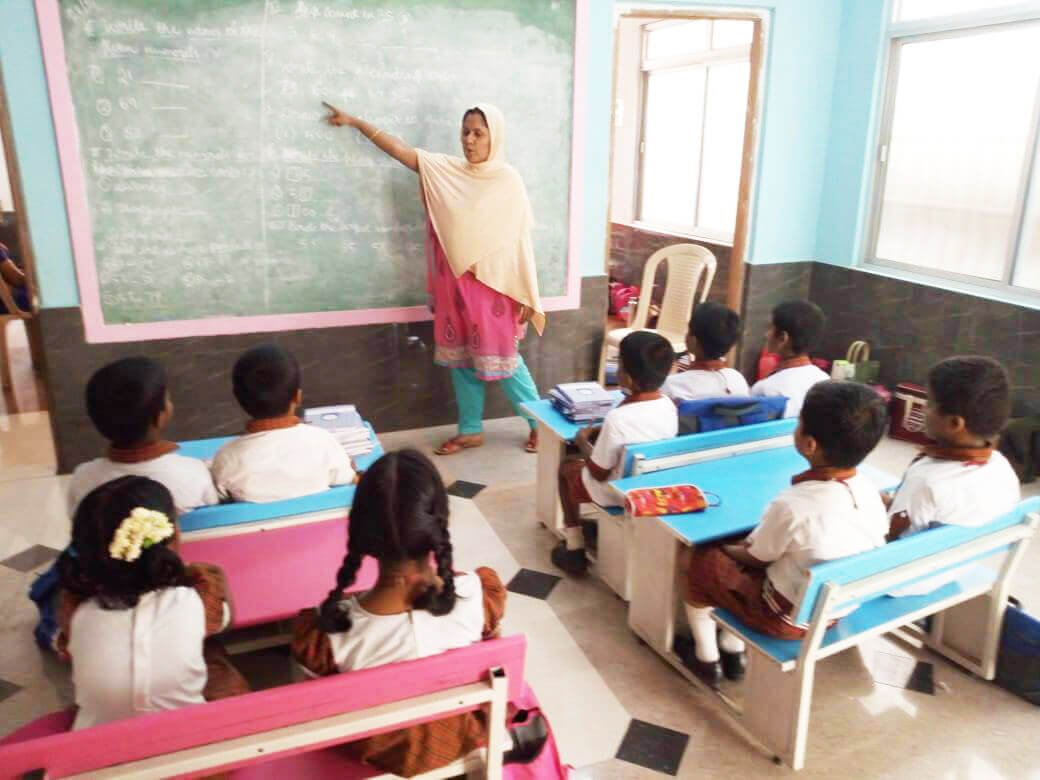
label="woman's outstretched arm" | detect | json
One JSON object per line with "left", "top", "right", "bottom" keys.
{"left": 323, "top": 102, "right": 418, "bottom": 172}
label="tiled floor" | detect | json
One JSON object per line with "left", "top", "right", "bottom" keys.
{"left": 2, "top": 412, "right": 1040, "bottom": 777}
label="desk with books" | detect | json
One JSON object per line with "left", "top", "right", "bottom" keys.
{"left": 610, "top": 447, "right": 897, "bottom": 675}
{"left": 521, "top": 388, "right": 623, "bottom": 538}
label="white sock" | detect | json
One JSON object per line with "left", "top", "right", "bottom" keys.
{"left": 564, "top": 526, "right": 584, "bottom": 551}
{"left": 718, "top": 630, "right": 746, "bottom": 654}
{"left": 684, "top": 605, "right": 719, "bottom": 663}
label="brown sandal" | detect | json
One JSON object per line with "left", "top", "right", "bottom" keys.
{"left": 524, "top": 429, "right": 538, "bottom": 453}
{"left": 434, "top": 434, "right": 484, "bottom": 456}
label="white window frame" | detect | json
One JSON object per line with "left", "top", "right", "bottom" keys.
{"left": 863, "top": 2, "right": 1040, "bottom": 302}
{"left": 634, "top": 19, "right": 752, "bottom": 245}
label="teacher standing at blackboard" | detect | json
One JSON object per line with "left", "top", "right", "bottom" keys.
{"left": 325, "top": 102, "right": 545, "bottom": 455}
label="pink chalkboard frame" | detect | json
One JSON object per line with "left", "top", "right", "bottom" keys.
{"left": 35, "top": 0, "right": 589, "bottom": 343}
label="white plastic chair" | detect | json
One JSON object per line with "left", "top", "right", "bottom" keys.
{"left": 599, "top": 243, "right": 716, "bottom": 385}
{"left": 0, "top": 276, "right": 33, "bottom": 391}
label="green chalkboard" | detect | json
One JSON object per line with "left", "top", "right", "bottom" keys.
{"left": 57, "top": 0, "right": 575, "bottom": 324}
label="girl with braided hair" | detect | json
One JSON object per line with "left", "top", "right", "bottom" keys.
{"left": 55, "top": 476, "right": 248, "bottom": 730}
{"left": 291, "top": 448, "right": 506, "bottom": 777}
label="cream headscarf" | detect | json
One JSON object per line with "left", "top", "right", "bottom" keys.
{"left": 415, "top": 103, "right": 545, "bottom": 335}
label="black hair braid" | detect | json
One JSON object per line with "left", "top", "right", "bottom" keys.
{"left": 318, "top": 550, "right": 365, "bottom": 633}
{"left": 413, "top": 512, "right": 457, "bottom": 617}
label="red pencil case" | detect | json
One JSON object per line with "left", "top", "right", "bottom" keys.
{"left": 624, "top": 484, "right": 720, "bottom": 517}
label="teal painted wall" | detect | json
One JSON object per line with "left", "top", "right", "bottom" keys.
{"left": 0, "top": 1, "right": 79, "bottom": 308}
{"left": 3, "top": 0, "right": 845, "bottom": 310}
{"left": 815, "top": 0, "right": 890, "bottom": 267}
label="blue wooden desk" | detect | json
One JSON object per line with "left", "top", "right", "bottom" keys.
{"left": 521, "top": 395, "right": 621, "bottom": 537}
{"left": 177, "top": 423, "right": 384, "bottom": 538}
{"left": 177, "top": 422, "right": 384, "bottom": 473}
{"left": 611, "top": 445, "right": 897, "bottom": 658}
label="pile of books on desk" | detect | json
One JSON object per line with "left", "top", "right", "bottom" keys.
{"left": 549, "top": 382, "right": 617, "bottom": 423}
{"left": 303, "top": 404, "right": 374, "bottom": 457}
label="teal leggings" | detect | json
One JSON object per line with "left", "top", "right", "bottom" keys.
{"left": 452, "top": 355, "right": 539, "bottom": 436}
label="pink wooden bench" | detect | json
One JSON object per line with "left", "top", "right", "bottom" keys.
{"left": 179, "top": 516, "right": 379, "bottom": 630}
{"left": 0, "top": 635, "right": 526, "bottom": 779}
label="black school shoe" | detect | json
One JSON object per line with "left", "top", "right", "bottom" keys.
{"left": 673, "top": 634, "right": 722, "bottom": 688}
{"left": 720, "top": 649, "right": 747, "bottom": 681}
{"left": 504, "top": 709, "right": 549, "bottom": 764}
{"left": 551, "top": 542, "right": 588, "bottom": 576}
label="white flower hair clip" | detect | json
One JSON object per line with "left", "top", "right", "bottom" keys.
{"left": 108, "top": 507, "right": 175, "bottom": 563}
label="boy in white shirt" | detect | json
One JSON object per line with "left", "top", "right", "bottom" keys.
{"left": 662, "top": 301, "right": 750, "bottom": 402}
{"left": 887, "top": 356, "right": 1020, "bottom": 541}
{"left": 682, "top": 381, "right": 888, "bottom": 685}
{"left": 553, "top": 332, "right": 678, "bottom": 576}
{"left": 68, "top": 357, "right": 219, "bottom": 515}
{"left": 212, "top": 344, "right": 356, "bottom": 502}
{"left": 750, "top": 300, "right": 830, "bottom": 418}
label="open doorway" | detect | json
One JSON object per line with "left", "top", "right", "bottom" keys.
{"left": 0, "top": 63, "right": 49, "bottom": 418}
{"left": 600, "top": 7, "right": 766, "bottom": 386}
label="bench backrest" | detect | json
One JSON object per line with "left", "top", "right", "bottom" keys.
{"left": 179, "top": 486, "right": 354, "bottom": 535}
{"left": 0, "top": 635, "right": 526, "bottom": 779}
{"left": 623, "top": 417, "right": 797, "bottom": 477}
{"left": 794, "top": 497, "right": 1040, "bottom": 626}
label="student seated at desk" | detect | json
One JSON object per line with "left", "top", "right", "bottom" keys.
{"left": 68, "top": 357, "right": 219, "bottom": 515}
{"left": 887, "top": 356, "right": 1020, "bottom": 543}
{"left": 682, "top": 382, "right": 888, "bottom": 685}
{"left": 750, "top": 300, "right": 829, "bottom": 418}
{"left": 212, "top": 344, "right": 356, "bottom": 502}
{"left": 553, "top": 332, "right": 678, "bottom": 576}
{"left": 662, "top": 301, "right": 749, "bottom": 402}
{"left": 55, "top": 477, "right": 248, "bottom": 729}
{"left": 292, "top": 450, "right": 507, "bottom": 777}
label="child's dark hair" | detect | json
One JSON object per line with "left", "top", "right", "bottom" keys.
{"left": 928, "top": 356, "right": 1010, "bottom": 440}
{"left": 772, "top": 300, "right": 825, "bottom": 354}
{"left": 232, "top": 344, "right": 301, "bottom": 419}
{"left": 57, "top": 476, "right": 187, "bottom": 610}
{"left": 800, "top": 381, "right": 888, "bottom": 468}
{"left": 85, "top": 357, "right": 168, "bottom": 447}
{"left": 463, "top": 107, "right": 488, "bottom": 126}
{"left": 619, "top": 331, "right": 674, "bottom": 392}
{"left": 319, "top": 449, "right": 455, "bottom": 633}
{"left": 689, "top": 302, "right": 741, "bottom": 360}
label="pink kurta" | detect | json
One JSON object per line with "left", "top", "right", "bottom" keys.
{"left": 426, "top": 220, "right": 525, "bottom": 381}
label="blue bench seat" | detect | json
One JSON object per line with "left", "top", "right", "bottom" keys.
{"left": 705, "top": 497, "right": 1038, "bottom": 771}
{"left": 714, "top": 566, "right": 995, "bottom": 670}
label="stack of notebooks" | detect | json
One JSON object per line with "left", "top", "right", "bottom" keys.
{"left": 549, "top": 382, "right": 617, "bottom": 423}
{"left": 303, "top": 404, "right": 374, "bottom": 457}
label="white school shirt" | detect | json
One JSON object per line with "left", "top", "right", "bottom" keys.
{"left": 890, "top": 451, "right": 1020, "bottom": 537}
{"left": 318, "top": 572, "right": 486, "bottom": 673}
{"left": 662, "top": 367, "right": 750, "bottom": 402}
{"left": 747, "top": 474, "right": 888, "bottom": 617}
{"left": 751, "top": 363, "right": 830, "bottom": 418}
{"left": 69, "top": 587, "right": 211, "bottom": 730}
{"left": 211, "top": 424, "right": 355, "bottom": 503}
{"left": 582, "top": 396, "right": 678, "bottom": 507}
{"left": 888, "top": 452, "right": 1020, "bottom": 596}
{"left": 68, "top": 453, "right": 219, "bottom": 516}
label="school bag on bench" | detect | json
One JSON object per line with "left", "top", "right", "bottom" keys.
{"left": 677, "top": 395, "right": 787, "bottom": 435}
{"left": 995, "top": 597, "right": 1040, "bottom": 706}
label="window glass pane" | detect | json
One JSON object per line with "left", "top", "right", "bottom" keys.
{"left": 711, "top": 19, "right": 754, "bottom": 49}
{"left": 894, "top": 0, "right": 1026, "bottom": 22}
{"left": 1015, "top": 175, "right": 1040, "bottom": 291}
{"left": 645, "top": 20, "right": 710, "bottom": 60}
{"left": 697, "top": 61, "right": 750, "bottom": 237}
{"left": 875, "top": 25, "right": 1040, "bottom": 281}
{"left": 640, "top": 67, "right": 706, "bottom": 229}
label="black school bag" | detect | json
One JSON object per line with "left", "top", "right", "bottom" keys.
{"left": 996, "top": 598, "right": 1040, "bottom": 705}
